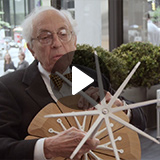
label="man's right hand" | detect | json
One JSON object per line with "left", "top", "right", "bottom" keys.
{"left": 44, "top": 127, "right": 100, "bottom": 159}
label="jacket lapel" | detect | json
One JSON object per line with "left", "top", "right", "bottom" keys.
{"left": 22, "top": 60, "right": 55, "bottom": 109}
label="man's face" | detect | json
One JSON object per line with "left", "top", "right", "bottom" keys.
{"left": 29, "top": 10, "right": 77, "bottom": 72}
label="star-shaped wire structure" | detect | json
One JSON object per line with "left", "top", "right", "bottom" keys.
{"left": 45, "top": 51, "right": 160, "bottom": 160}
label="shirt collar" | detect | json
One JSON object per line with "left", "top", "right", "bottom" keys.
{"left": 38, "top": 62, "right": 71, "bottom": 80}
{"left": 38, "top": 62, "right": 50, "bottom": 80}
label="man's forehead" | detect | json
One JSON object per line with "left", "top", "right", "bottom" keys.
{"left": 34, "top": 10, "right": 67, "bottom": 23}
{"left": 32, "top": 10, "right": 71, "bottom": 30}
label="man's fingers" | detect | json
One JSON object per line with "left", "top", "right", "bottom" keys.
{"left": 91, "top": 92, "right": 99, "bottom": 101}
{"left": 105, "top": 92, "right": 123, "bottom": 106}
{"left": 73, "top": 137, "right": 100, "bottom": 159}
{"left": 78, "top": 87, "right": 100, "bottom": 109}
{"left": 87, "top": 137, "right": 100, "bottom": 150}
{"left": 85, "top": 86, "right": 99, "bottom": 95}
{"left": 78, "top": 87, "right": 123, "bottom": 109}
{"left": 114, "top": 98, "right": 123, "bottom": 106}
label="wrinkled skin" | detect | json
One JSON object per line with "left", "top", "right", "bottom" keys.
{"left": 44, "top": 127, "right": 99, "bottom": 159}
{"left": 27, "top": 9, "right": 77, "bottom": 73}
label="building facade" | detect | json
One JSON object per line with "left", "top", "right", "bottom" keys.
{"left": 0, "top": 0, "right": 160, "bottom": 51}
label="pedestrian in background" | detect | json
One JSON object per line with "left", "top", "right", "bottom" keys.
{"left": 17, "top": 50, "right": 29, "bottom": 70}
{"left": 4, "top": 41, "right": 10, "bottom": 52}
{"left": 147, "top": 12, "right": 160, "bottom": 46}
{"left": 4, "top": 52, "right": 16, "bottom": 73}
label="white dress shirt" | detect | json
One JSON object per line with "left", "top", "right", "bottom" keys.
{"left": 34, "top": 62, "right": 72, "bottom": 160}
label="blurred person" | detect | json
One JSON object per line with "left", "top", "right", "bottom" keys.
{"left": 21, "top": 38, "right": 27, "bottom": 52}
{"left": 147, "top": 12, "right": 160, "bottom": 46}
{"left": 19, "top": 36, "right": 27, "bottom": 52}
{"left": 17, "top": 50, "right": 29, "bottom": 70}
{"left": 4, "top": 41, "right": 10, "bottom": 52}
{"left": 3, "top": 52, "right": 16, "bottom": 73}
{"left": 0, "top": 6, "right": 146, "bottom": 160}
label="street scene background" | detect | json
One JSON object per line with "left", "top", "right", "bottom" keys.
{"left": 0, "top": 47, "right": 34, "bottom": 76}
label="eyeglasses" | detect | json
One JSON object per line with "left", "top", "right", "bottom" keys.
{"left": 31, "top": 28, "right": 73, "bottom": 45}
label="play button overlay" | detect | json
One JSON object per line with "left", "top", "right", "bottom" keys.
{"left": 72, "top": 66, "right": 94, "bottom": 95}
{"left": 50, "top": 50, "right": 109, "bottom": 109}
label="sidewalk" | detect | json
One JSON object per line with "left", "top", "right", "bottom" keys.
{"left": 140, "top": 128, "right": 160, "bottom": 160}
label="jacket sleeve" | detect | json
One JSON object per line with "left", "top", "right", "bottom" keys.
{"left": 129, "top": 106, "right": 147, "bottom": 131}
{"left": 0, "top": 81, "right": 38, "bottom": 160}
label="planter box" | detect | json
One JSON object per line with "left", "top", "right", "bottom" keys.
{"left": 121, "top": 84, "right": 160, "bottom": 129}
{"left": 121, "top": 86, "right": 147, "bottom": 103}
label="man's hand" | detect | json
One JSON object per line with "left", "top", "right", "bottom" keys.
{"left": 44, "top": 127, "right": 100, "bottom": 159}
{"left": 78, "top": 86, "right": 123, "bottom": 110}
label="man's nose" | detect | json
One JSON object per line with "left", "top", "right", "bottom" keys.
{"left": 50, "top": 34, "right": 62, "bottom": 48}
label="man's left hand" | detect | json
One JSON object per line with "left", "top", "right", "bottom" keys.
{"left": 77, "top": 86, "right": 123, "bottom": 110}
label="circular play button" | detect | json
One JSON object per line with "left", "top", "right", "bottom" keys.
{"left": 50, "top": 49, "right": 109, "bottom": 108}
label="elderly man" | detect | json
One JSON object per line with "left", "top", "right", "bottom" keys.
{"left": 0, "top": 6, "right": 146, "bottom": 160}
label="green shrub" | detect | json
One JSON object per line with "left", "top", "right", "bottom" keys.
{"left": 112, "top": 42, "right": 160, "bottom": 88}
{"left": 73, "top": 44, "right": 127, "bottom": 89}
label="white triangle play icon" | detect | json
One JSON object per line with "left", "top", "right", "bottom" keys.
{"left": 72, "top": 66, "right": 94, "bottom": 95}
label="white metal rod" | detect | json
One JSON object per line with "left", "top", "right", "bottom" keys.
{"left": 84, "top": 153, "right": 88, "bottom": 160}
{"left": 112, "top": 99, "right": 159, "bottom": 113}
{"left": 74, "top": 115, "right": 83, "bottom": 130}
{"left": 96, "top": 145, "right": 123, "bottom": 154}
{"left": 107, "top": 62, "right": 141, "bottom": 109}
{"left": 70, "top": 115, "right": 104, "bottom": 159}
{"left": 82, "top": 115, "right": 87, "bottom": 131}
{"left": 44, "top": 110, "right": 99, "bottom": 118}
{"left": 88, "top": 150, "right": 102, "bottom": 160}
{"left": 104, "top": 116, "right": 120, "bottom": 160}
{"left": 94, "top": 51, "right": 105, "bottom": 106}
{"left": 109, "top": 113, "right": 160, "bottom": 144}
{"left": 95, "top": 127, "right": 107, "bottom": 137}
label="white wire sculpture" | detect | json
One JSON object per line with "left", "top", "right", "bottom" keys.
{"left": 45, "top": 51, "right": 160, "bottom": 160}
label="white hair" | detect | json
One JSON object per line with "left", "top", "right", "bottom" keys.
{"left": 21, "top": 6, "right": 78, "bottom": 47}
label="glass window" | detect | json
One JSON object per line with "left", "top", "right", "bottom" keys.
{"left": 15, "top": 0, "right": 25, "bottom": 26}
{"left": 123, "top": 0, "right": 160, "bottom": 46}
{"left": 9, "top": 0, "right": 14, "bottom": 28}
{"left": 123, "top": 0, "right": 148, "bottom": 44}
{"left": 101, "top": 0, "right": 109, "bottom": 49}
{"left": 60, "top": 0, "right": 109, "bottom": 50}
{"left": 147, "top": 0, "right": 160, "bottom": 46}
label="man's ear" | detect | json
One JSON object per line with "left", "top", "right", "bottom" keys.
{"left": 27, "top": 43, "right": 36, "bottom": 58}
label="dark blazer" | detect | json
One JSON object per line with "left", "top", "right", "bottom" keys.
{"left": 0, "top": 60, "right": 146, "bottom": 160}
